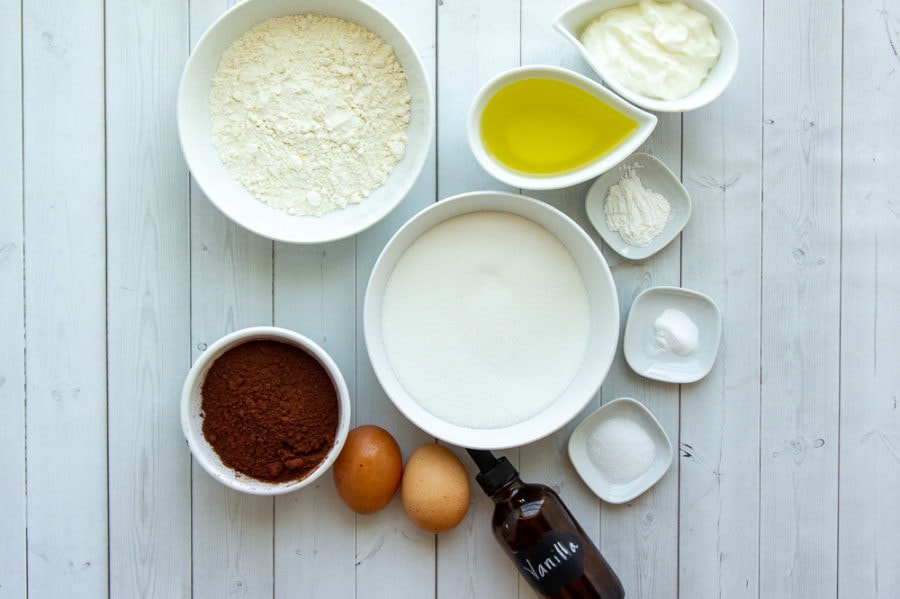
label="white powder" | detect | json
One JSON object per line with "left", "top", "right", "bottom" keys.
{"left": 587, "top": 417, "right": 656, "bottom": 484}
{"left": 654, "top": 308, "right": 698, "bottom": 355}
{"left": 380, "top": 211, "right": 591, "bottom": 429}
{"left": 603, "top": 168, "right": 671, "bottom": 247}
{"left": 209, "top": 14, "right": 411, "bottom": 216}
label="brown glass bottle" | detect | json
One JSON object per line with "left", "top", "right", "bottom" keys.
{"left": 468, "top": 449, "right": 625, "bottom": 599}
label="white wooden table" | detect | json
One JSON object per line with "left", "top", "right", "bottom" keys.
{"left": 3, "top": 0, "right": 898, "bottom": 597}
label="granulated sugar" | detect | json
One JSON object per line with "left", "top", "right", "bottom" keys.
{"left": 381, "top": 211, "right": 590, "bottom": 429}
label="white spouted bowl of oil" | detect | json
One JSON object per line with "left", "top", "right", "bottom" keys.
{"left": 468, "top": 65, "right": 657, "bottom": 190}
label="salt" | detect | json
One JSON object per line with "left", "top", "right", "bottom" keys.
{"left": 587, "top": 417, "right": 656, "bottom": 484}
{"left": 380, "top": 211, "right": 590, "bottom": 429}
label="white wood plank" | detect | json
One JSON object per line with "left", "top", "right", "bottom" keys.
{"left": 21, "top": 0, "right": 108, "bottom": 595}
{"left": 105, "top": 0, "right": 193, "bottom": 595}
{"left": 185, "top": 0, "right": 278, "bottom": 592}
{"left": 564, "top": 49, "right": 687, "bottom": 599}
{"left": 271, "top": 240, "right": 358, "bottom": 598}
{"left": 677, "top": 0, "right": 764, "bottom": 596}
{"left": 594, "top": 151, "right": 682, "bottom": 599}
{"left": 838, "top": 3, "right": 900, "bottom": 597}
{"left": 435, "top": 1, "right": 523, "bottom": 598}
{"left": 759, "top": 0, "right": 843, "bottom": 596}
{"left": 0, "top": 0, "right": 26, "bottom": 594}
{"left": 351, "top": 0, "right": 438, "bottom": 595}
{"left": 436, "top": 0, "right": 519, "bottom": 200}
{"left": 517, "top": 2, "right": 682, "bottom": 599}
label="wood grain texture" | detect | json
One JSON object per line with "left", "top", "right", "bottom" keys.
{"left": 838, "top": 3, "right": 900, "bottom": 597}
{"left": 105, "top": 0, "right": 192, "bottom": 595}
{"left": 0, "top": 0, "right": 26, "bottom": 595}
{"left": 6, "top": 0, "right": 900, "bottom": 596}
{"left": 186, "top": 0, "right": 276, "bottom": 590}
{"left": 435, "top": 1, "right": 523, "bottom": 597}
{"left": 21, "top": 0, "right": 108, "bottom": 596}
{"left": 678, "top": 0, "right": 763, "bottom": 596}
{"left": 352, "top": 0, "right": 439, "bottom": 596}
{"left": 760, "top": 0, "right": 843, "bottom": 596}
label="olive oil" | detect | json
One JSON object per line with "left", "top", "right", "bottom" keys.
{"left": 480, "top": 77, "right": 638, "bottom": 176}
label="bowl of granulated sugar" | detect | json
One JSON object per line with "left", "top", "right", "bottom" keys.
{"left": 364, "top": 191, "right": 620, "bottom": 450}
{"left": 177, "top": 0, "right": 434, "bottom": 243}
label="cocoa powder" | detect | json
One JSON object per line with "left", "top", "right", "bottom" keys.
{"left": 200, "top": 339, "right": 339, "bottom": 483}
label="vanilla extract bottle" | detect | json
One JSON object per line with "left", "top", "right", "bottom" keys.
{"left": 467, "top": 449, "right": 625, "bottom": 599}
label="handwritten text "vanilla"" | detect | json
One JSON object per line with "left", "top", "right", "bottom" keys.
{"left": 521, "top": 539, "right": 581, "bottom": 581}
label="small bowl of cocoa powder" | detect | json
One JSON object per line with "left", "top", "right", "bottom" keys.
{"left": 181, "top": 326, "right": 351, "bottom": 495}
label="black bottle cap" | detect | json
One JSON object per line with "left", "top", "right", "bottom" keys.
{"left": 466, "top": 449, "right": 519, "bottom": 496}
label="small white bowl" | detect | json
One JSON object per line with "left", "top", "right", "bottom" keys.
{"left": 554, "top": 0, "right": 739, "bottom": 113}
{"left": 181, "top": 326, "right": 352, "bottom": 495}
{"left": 467, "top": 65, "right": 656, "bottom": 190}
{"left": 624, "top": 286, "right": 721, "bottom": 383}
{"left": 364, "top": 191, "right": 619, "bottom": 450}
{"left": 177, "top": 0, "right": 434, "bottom": 243}
{"left": 568, "top": 397, "right": 673, "bottom": 503}
{"left": 585, "top": 152, "right": 691, "bottom": 260}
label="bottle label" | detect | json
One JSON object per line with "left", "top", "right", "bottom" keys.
{"left": 514, "top": 530, "right": 585, "bottom": 596}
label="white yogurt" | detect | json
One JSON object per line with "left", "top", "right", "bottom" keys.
{"left": 581, "top": 0, "right": 721, "bottom": 101}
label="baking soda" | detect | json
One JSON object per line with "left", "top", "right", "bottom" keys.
{"left": 654, "top": 308, "right": 698, "bottom": 355}
{"left": 381, "top": 211, "right": 590, "bottom": 429}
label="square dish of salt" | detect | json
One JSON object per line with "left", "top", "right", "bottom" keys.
{"left": 568, "top": 397, "right": 673, "bottom": 504}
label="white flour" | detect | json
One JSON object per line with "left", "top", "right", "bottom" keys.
{"left": 210, "top": 14, "right": 410, "bottom": 216}
{"left": 603, "top": 167, "right": 671, "bottom": 247}
{"left": 381, "top": 212, "right": 591, "bottom": 429}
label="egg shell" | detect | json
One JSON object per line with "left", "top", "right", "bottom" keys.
{"left": 333, "top": 425, "right": 403, "bottom": 515}
{"left": 401, "top": 443, "right": 471, "bottom": 533}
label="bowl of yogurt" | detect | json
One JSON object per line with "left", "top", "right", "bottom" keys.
{"left": 554, "top": 0, "right": 739, "bottom": 112}
{"left": 363, "top": 191, "right": 620, "bottom": 449}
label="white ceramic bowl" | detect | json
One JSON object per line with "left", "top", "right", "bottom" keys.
{"left": 364, "top": 191, "right": 619, "bottom": 449}
{"left": 554, "top": 0, "right": 739, "bottom": 113}
{"left": 624, "top": 286, "right": 722, "bottom": 383}
{"left": 585, "top": 152, "right": 691, "bottom": 260}
{"left": 177, "top": 0, "right": 434, "bottom": 243}
{"left": 467, "top": 65, "right": 656, "bottom": 190}
{"left": 181, "top": 326, "right": 352, "bottom": 495}
{"left": 568, "top": 397, "right": 673, "bottom": 503}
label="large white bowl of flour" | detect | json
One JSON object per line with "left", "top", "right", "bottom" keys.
{"left": 364, "top": 192, "right": 619, "bottom": 449}
{"left": 177, "top": 0, "right": 434, "bottom": 243}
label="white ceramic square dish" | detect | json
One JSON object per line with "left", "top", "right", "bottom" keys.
{"left": 585, "top": 153, "right": 691, "bottom": 260}
{"left": 568, "top": 397, "right": 673, "bottom": 503}
{"left": 624, "top": 286, "right": 721, "bottom": 383}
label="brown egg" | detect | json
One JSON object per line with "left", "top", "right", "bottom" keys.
{"left": 333, "top": 425, "right": 403, "bottom": 514}
{"left": 401, "top": 443, "right": 471, "bottom": 533}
